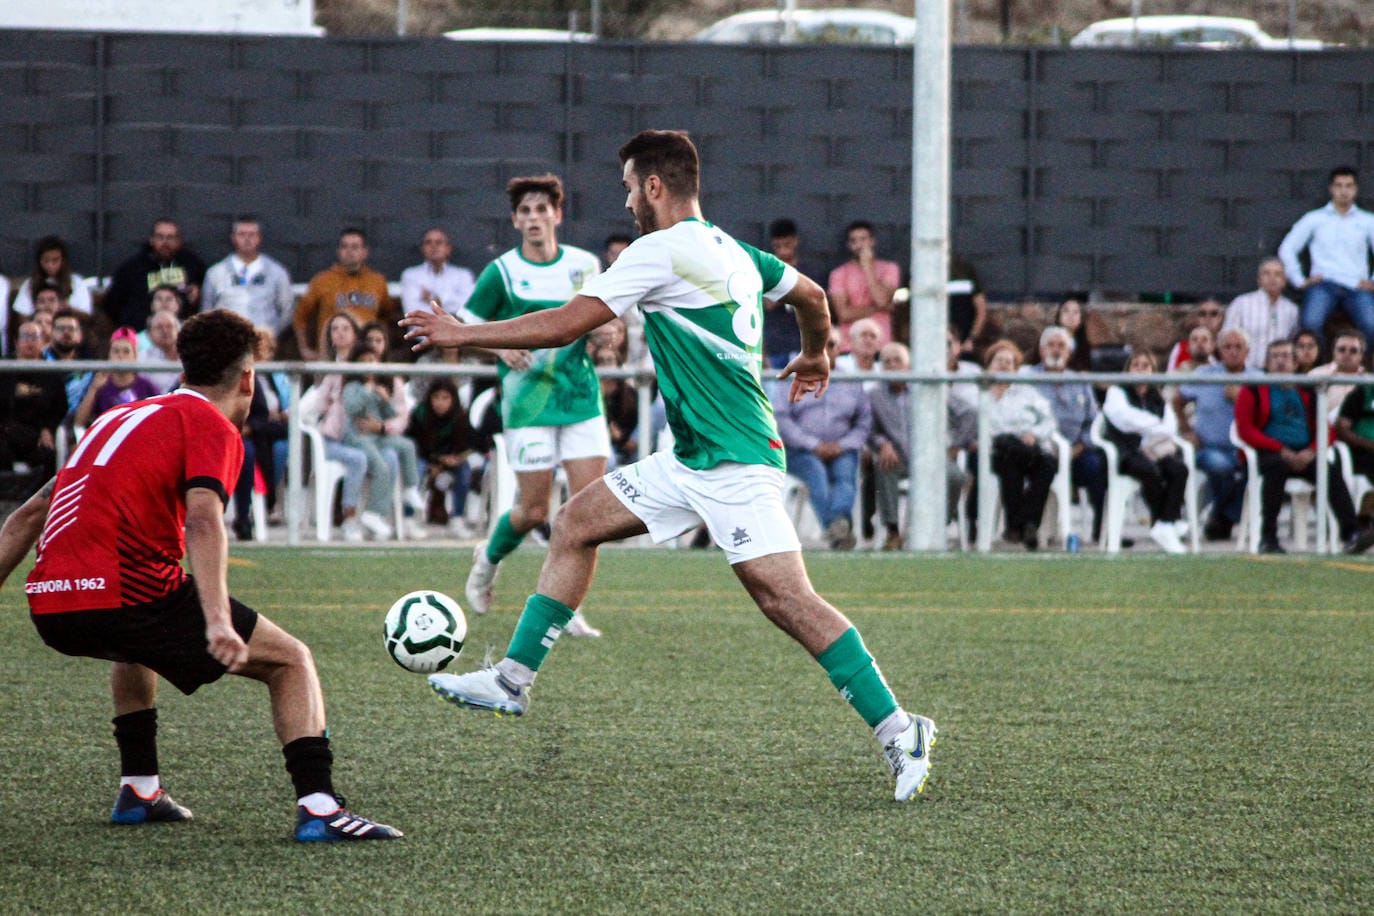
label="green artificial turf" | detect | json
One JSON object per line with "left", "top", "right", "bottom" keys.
{"left": 1, "top": 548, "right": 1370, "bottom": 913}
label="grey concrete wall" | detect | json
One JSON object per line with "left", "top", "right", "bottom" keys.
{"left": 2, "top": 31, "right": 1372, "bottom": 299}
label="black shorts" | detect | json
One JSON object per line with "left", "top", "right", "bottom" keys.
{"left": 31, "top": 579, "right": 259, "bottom": 695}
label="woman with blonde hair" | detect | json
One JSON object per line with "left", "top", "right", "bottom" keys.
{"left": 983, "top": 339, "right": 1058, "bottom": 550}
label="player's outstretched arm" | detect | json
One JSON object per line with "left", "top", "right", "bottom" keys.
{"left": 401, "top": 295, "right": 615, "bottom": 353}
{"left": 0, "top": 477, "right": 54, "bottom": 589}
{"left": 776, "top": 274, "right": 832, "bottom": 402}
{"left": 184, "top": 487, "right": 248, "bottom": 671}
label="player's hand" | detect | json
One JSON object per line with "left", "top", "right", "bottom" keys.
{"left": 497, "top": 349, "right": 533, "bottom": 371}
{"left": 206, "top": 622, "right": 249, "bottom": 672}
{"left": 778, "top": 352, "right": 830, "bottom": 402}
{"left": 400, "top": 300, "right": 465, "bottom": 352}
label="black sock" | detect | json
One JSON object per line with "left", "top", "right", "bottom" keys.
{"left": 112, "top": 708, "right": 159, "bottom": 777}
{"left": 282, "top": 735, "right": 335, "bottom": 800}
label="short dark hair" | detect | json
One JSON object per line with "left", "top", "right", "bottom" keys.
{"left": 1330, "top": 166, "right": 1358, "bottom": 183}
{"left": 1335, "top": 329, "right": 1367, "bottom": 351}
{"left": 507, "top": 174, "right": 565, "bottom": 212}
{"left": 339, "top": 226, "right": 367, "bottom": 244}
{"left": 150, "top": 217, "right": 179, "bottom": 234}
{"left": 618, "top": 130, "right": 700, "bottom": 198}
{"left": 769, "top": 218, "right": 798, "bottom": 239}
{"left": 178, "top": 310, "right": 257, "bottom": 388}
{"left": 845, "top": 220, "right": 875, "bottom": 237}
{"left": 604, "top": 232, "right": 632, "bottom": 248}
{"left": 52, "top": 306, "right": 84, "bottom": 328}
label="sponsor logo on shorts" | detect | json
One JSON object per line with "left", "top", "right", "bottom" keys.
{"left": 732, "top": 526, "right": 751, "bottom": 547}
{"left": 609, "top": 470, "right": 641, "bottom": 503}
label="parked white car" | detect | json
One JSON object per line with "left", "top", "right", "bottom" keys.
{"left": 695, "top": 8, "right": 916, "bottom": 45}
{"left": 1070, "top": 15, "right": 1323, "bottom": 50}
{"left": 444, "top": 27, "right": 596, "bottom": 42}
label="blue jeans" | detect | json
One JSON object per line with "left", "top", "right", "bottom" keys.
{"left": 1070, "top": 446, "right": 1108, "bottom": 541}
{"left": 1301, "top": 280, "right": 1374, "bottom": 347}
{"left": 323, "top": 439, "right": 368, "bottom": 512}
{"left": 786, "top": 447, "right": 859, "bottom": 529}
{"left": 1195, "top": 445, "right": 1246, "bottom": 524}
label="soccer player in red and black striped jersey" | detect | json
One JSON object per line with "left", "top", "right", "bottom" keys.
{"left": 0, "top": 310, "right": 400, "bottom": 842}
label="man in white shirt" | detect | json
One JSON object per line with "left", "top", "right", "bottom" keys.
{"left": 1277, "top": 166, "right": 1374, "bottom": 348}
{"left": 1221, "top": 258, "right": 1299, "bottom": 371}
{"left": 201, "top": 218, "right": 294, "bottom": 334}
{"left": 399, "top": 228, "right": 475, "bottom": 319}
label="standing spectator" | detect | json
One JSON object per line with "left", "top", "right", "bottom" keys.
{"left": 293, "top": 228, "right": 393, "bottom": 362}
{"left": 868, "top": 342, "right": 968, "bottom": 550}
{"left": 407, "top": 378, "right": 477, "bottom": 535}
{"left": 828, "top": 220, "right": 900, "bottom": 344}
{"left": 1278, "top": 165, "right": 1374, "bottom": 348}
{"left": 1167, "top": 299, "right": 1225, "bottom": 371}
{"left": 771, "top": 328, "right": 872, "bottom": 550}
{"left": 1293, "top": 329, "right": 1322, "bottom": 373}
{"left": 73, "top": 327, "right": 161, "bottom": 428}
{"left": 102, "top": 218, "right": 206, "bottom": 330}
{"left": 400, "top": 227, "right": 474, "bottom": 321}
{"left": 1236, "top": 339, "right": 1373, "bottom": 554}
{"left": 12, "top": 236, "right": 93, "bottom": 322}
{"left": 1026, "top": 325, "right": 1107, "bottom": 544}
{"left": 1308, "top": 329, "right": 1366, "bottom": 422}
{"left": 138, "top": 311, "right": 182, "bottom": 393}
{"left": 947, "top": 255, "right": 987, "bottom": 354}
{"left": 42, "top": 307, "right": 96, "bottom": 425}
{"left": 0, "top": 320, "right": 67, "bottom": 479}
{"left": 201, "top": 217, "right": 295, "bottom": 335}
{"left": 1052, "top": 299, "right": 1094, "bottom": 372}
{"left": 762, "top": 219, "right": 805, "bottom": 371}
{"left": 1180, "top": 326, "right": 1215, "bottom": 370}
{"left": 1177, "top": 327, "right": 1252, "bottom": 541}
{"left": 983, "top": 340, "right": 1057, "bottom": 550}
{"left": 1221, "top": 258, "right": 1300, "bottom": 370}
{"left": 1102, "top": 351, "right": 1189, "bottom": 554}
{"left": 834, "top": 316, "right": 885, "bottom": 378}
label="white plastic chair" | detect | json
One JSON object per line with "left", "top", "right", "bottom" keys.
{"left": 1230, "top": 422, "right": 1338, "bottom": 553}
{"left": 1334, "top": 441, "right": 1374, "bottom": 518}
{"left": 297, "top": 386, "right": 349, "bottom": 543}
{"left": 975, "top": 432, "right": 1078, "bottom": 550}
{"left": 1091, "top": 413, "right": 1199, "bottom": 554}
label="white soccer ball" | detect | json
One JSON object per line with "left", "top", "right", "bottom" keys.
{"left": 383, "top": 590, "right": 466, "bottom": 673}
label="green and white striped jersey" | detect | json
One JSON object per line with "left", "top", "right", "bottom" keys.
{"left": 460, "top": 244, "right": 603, "bottom": 430}
{"left": 580, "top": 218, "right": 798, "bottom": 471}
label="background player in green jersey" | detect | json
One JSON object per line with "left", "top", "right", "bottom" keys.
{"left": 403, "top": 131, "right": 935, "bottom": 801}
{"left": 458, "top": 175, "right": 608, "bottom": 637}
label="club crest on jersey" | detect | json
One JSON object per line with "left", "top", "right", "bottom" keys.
{"left": 568, "top": 267, "right": 587, "bottom": 290}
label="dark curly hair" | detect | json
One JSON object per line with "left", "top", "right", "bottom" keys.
{"left": 177, "top": 310, "right": 257, "bottom": 387}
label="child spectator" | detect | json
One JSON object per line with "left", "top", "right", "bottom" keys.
{"left": 407, "top": 378, "right": 477, "bottom": 536}
{"left": 72, "top": 327, "right": 160, "bottom": 427}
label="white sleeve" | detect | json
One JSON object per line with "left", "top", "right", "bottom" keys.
{"left": 1278, "top": 212, "right": 1314, "bottom": 287}
{"left": 577, "top": 238, "right": 666, "bottom": 318}
{"left": 764, "top": 264, "right": 799, "bottom": 302}
{"left": 11, "top": 278, "right": 33, "bottom": 316}
{"left": 1103, "top": 386, "right": 1169, "bottom": 436}
{"left": 399, "top": 266, "right": 426, "bottom": 315}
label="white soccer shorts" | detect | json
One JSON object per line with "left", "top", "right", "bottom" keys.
{"left": 504, "top": 416, "right": 611, "bottom": 472}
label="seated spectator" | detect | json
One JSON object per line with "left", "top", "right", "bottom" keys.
{"left": 312, "top": 314, "right": 374, "bottom": 542}
{"left": 1308, "top": 329, "right": 1366, "bottom": 422}
{"left": 294, "top": 227, "right": 393, "bottom": 362}
{"left": 1293, "top": 330, "right": 1322, "bottom": 373}
{"left": 1179, "top": 325, "right": 1215, "bottom": 371}
{"left": 12, "top": 235, "right": 93, "bottom": 324}
{"left": 587, "top": 316, "right": 628, "bottom": 366}
{"left": 1335, "top": 381, "right": 1374, "bottom": 525}
{"left": 102, "top": 218, "right": 205, "bottom": 330}
{"left": 0, "top": 321, "right": 68, "bottom": 479}
{"left": 946, "top": 326, "right": 982, "bottom": 411}
{"left": 868, "top": 342, "right": 968, "bottom": 550}
{"left": 42, "top": 307, "right": 95, "bottom": 426}
{"left": 984, "top": 340, "right": 1057, "bottom": 550}
{"left": 72, "top": 327, "right": 160, "bottom": 427}
{"left": 593, "top": 347, "right": 638, "bottom": 469}
{"left": 771, "top": 327, "right": 872, "bottom": 550}
{"left": 1177, "top": 328, "right": 1252, "bottom": 541}
{"left": 1277, "top": 165, "right": 1374, "bottom": 349}
{"left": 1167, "top": 299, "right": 1225, "bottom": 371}
{"left": 1102, "top": 351, "right": 1189, "bottom": 553}
{"left": 407, "top": 378, "right": 477, "bottom": 536}
{"left": 1221, "top": 257, "right": 1299, "bottom": 370}
{"left": 763, "top": 219, "right": 806, "bottom": 371}
{"left": 341, "top": 342, "right": 428, "bottom": 540}
{"left": 135, "top": 284, "right": 187, "bottom": 354}
{"left": 249, "top": 326, "right": 292, "bottom": 517}
{"left": 138, "top": 310, "right": 182, "bottom": 393}
{"left": 27, "top": 288, "right": 62, "bottom": 346}
{"left": 1234, "top": 339, "right": 1372, "bottom": 554}
{"left": 828, "top": 220, "right": 899, "bottom": 344}
{"left": 0, "top": 270, "right": 9, "bottom": 357}
{"left": 1025, "top": 325, "right": 1107, "bottom": 543}
{"left": 1052, "top": 299, "right": 1094, "bottom": 372}
{"left": 201, "top": 217, "right": 295, "bottom": 335}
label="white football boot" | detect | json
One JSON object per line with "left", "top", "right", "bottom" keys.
{"left": 429, "top": 666, "right": 528, "bottom": 716}
{"left": 564, "top": 609, "right": 602, "bottom": 639}
{"left": 884, "top": 714, "right": 937, "bottom": 801}
{"left": 464, "top": 542, "right": 498, "bottom": 615}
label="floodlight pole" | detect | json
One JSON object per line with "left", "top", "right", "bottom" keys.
{"left": 907, "top": 0, "right": 952, "bottom": 550}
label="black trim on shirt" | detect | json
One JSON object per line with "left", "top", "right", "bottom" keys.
{"left": 185, "top": 476, "right": 229, "bottom": 506}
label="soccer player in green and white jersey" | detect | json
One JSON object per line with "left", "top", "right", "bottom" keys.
{"left": 459, "top": 174, "right": 607, "bottom": 637}
{"left": 402, "top": 131, "right": 935, "bottom": 801}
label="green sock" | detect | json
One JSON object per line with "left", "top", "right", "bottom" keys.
{"left": 486, "top": 511, "right": 526, "bottom": 564}
{"left": 505, "top": 593, "right": 576, "bottom": 672}
{"left": 816, "top": 627, "right": 899, "bottom": 728}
